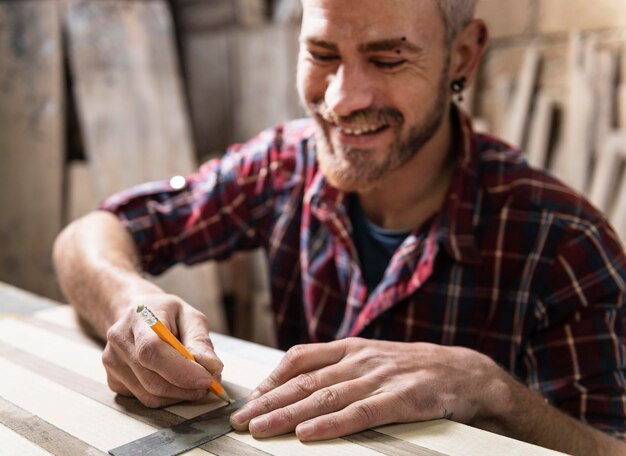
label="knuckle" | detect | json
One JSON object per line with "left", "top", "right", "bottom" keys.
{"left": 278, "top": 406, "right": 295, "bottom": 424}
{"left": 142, "top": 372, "right": 166, "bottom": 396}
{"left": 257, "top": 393, "right": 275, "bottom": 413}
{"left": 135, "top": 340, "right": 158, "bottom": 366}
{"left": 314, "top": 388, "right": 341, "bottom": 410}
{"left": 105, "top": 325, "right": 124, "bottom": 347}
{"left": 259, "top": 374, "right": 280, "bottom": 393}
{"left": 137, "top": 392, "right": 164, "bottom": 409}
{"left": 354, "top": 402, "right": 379, "bottom": 425}
{"left": 285, "top": 344, "right": 308, "bottom": 367}
{"left": 327, "top": 415, "right": 342, "bottom": 433}
{"left": 293, "top": 372, "right": 317, "bottom": 395}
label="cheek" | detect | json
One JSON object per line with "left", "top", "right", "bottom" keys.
{"left": 297, "top": 61, "right": 328, "bottom": 105}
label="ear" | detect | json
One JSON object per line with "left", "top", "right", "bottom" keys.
{"left": 448, "top": 19, "right": 489, "bottom": 86}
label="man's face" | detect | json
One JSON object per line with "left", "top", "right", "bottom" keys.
{"left": 297, "top": 0, "right": 451, "bottom": 192}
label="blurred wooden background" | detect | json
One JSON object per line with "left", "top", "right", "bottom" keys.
{"left": 1, "top": 0, "right": 626, "bottom": 345}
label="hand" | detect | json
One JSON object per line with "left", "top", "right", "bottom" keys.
{"left": 102, "top": 293, "right": 223, "bottom": 408}
{"left": 230, "top": 337, "right": 509, "bottom": 441}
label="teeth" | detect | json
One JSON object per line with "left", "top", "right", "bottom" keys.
{"left": 339, "top": 125, "right": 381, "bottom": 135}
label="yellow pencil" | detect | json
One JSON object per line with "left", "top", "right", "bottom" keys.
{"left": 136, "top": 304, "right": 232, "bottom": 403}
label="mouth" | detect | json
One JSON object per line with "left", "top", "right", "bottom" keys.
{"left": 315, "top": 109, "right": 393, "bottom": 147}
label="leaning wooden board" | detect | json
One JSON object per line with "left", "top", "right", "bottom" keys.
{"left": 65, "top": 0, "right": 226, "bottom": 332}
{"left": 0, "top": 285, "right": 565, "bottom": 456}
{"left": 0, "top": 1, "right": 64, "bottom": 301}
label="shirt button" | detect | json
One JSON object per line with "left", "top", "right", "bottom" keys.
{"left": 169, "top": 175, "right": 186, "bottom": 190}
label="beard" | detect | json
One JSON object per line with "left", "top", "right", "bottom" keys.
{"left": 306, "top": 71, "right": 450, "bottom": 192}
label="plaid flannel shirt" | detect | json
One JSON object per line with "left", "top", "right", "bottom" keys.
{"left": 102, "top": 112, "right": 626, "bottom": 438}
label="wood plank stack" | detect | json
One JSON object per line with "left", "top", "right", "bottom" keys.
{"left": 475, "top": 2, "right": 626, "bottom": 244}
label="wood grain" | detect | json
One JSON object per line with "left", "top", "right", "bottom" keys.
{"left": 0, "top": 1, "right": 63, "bottom": 300}
{"left": 0, "top": 396, "right": 104, "bottom": 456}
{"left": 66, "top": 0, "right": 226, "bottom": 332}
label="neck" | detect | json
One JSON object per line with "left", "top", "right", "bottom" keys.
{"left": 357, "top": 109, "right": 457, "bottom": 231}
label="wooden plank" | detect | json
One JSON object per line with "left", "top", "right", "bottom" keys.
{"left": 607, "top": 138, "right": 626, "bottom": 243}
{"left": 183, "top": 29, "right": 235, "bottom": 159}
{"left": 175, "top": 0, "right": 266, "bottom": 32}
{"left": 67, "top": 0, "right": 195, "bottom": 199}
{"left": 0, "top": 422, "right": 54, "bottom": 456}
{"left": 488, "top": 76, "right": 514, "bottom": 139}
{"left": 233, "top": 25, "right": 300, "bottom": 141}
{"left": 501, "top": 47, "right": 541, "bottom": 148}
{"left": 0, "top": 305, "right": 566, "bottom": 456}
{"left": 66, "top": 0, "right": 226, "bottom": 332}
{"left": 525, "top": 91, "right": 554, "bottom": 170}
{"left": 0, "top": 396, "right": 103, "bottom": 456}
{"left": 618, "top": 84, "right": 626, "bottom": 131}
{"left": 589, "top": 133, "right": 624, "bottom": 213}
{"left": 590, "top": 51, "right": 617, "bottom": 154}
{"left": 377, "top": 420, "right": 565, "bottom": 456}
{"left": 67, "top": 160, "right": 97, "bottom": 223}
{"left": 0, "top": 1, "right": 64, "bottom": 300}
{"left": 552, "top": 33, "right": 593, "bottom": 191}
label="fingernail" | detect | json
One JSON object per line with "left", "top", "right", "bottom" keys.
{"left": 296, "top": 421, "right": 316, "bottom": 439}
{"left": 250, "top": 415, "right": 269, "bottom": 433}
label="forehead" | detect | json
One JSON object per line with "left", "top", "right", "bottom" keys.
{"left": 300, "top": 0, "right": 443, "bottom": 44}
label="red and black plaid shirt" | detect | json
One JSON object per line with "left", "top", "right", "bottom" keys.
{"left": 102, "top": 112, "right": 626, "bottom": 438}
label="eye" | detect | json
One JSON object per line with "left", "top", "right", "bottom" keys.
{"left": 371, "top": 59, "right": 407, "bottom": 69}
{"left": 308, "top": 50, "right": 339, "bottom": 62}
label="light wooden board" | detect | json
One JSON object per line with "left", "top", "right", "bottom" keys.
{"left": 0, "top": 1, "right": 63, "bottom": 300}
{"left": 526, "top": 91, "right": 554, "bottom": 170}
{"left": 233, "top": 24, "right": 301, "bottom": 141}
{"left": 183, "top": 29, "right": 235, "bottom": 159}
{"left": 66, "top": 0, "right": 226, "bottom": 332}
{"left": 589, "top": 132, "right": 626, "bottom": 213}
{"left": 67, "top": 160, "right": 97, "bottom": 224}
{"left": 552, "top": 33, "right": 593, "bottom": 191}
{"left": 0, "top": 299, "right": 565, "bottom": 456}
{"left": 66, "top": 0, "right": 195, "bottom": 199}
{"left": 501, "top": 47, "right": 540, "bottom": 148}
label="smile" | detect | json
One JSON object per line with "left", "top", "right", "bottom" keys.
{"left": 337, "top": 124, "right": 388, "bottom": 136}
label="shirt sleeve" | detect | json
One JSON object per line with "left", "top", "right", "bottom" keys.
{"left": 525, "top": 218, "right": 626, "bottom": 439}
{"left": 99, "top": 126, "right": 289, "bottom": 275}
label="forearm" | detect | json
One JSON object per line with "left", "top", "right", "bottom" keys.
{"left": 53, "top": 210, "right": 162, "bottom": 338}
{"left": 476, "top": 368, "right": 626, "bottom": 455}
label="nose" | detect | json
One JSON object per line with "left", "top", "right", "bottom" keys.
{"left": 324, "top": 63, "right": 375, "bottom": 117}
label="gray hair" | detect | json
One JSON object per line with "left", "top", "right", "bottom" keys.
{"left": 435, "top": 0, "right": 478, "bottom": 44}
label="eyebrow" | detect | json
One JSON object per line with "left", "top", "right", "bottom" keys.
{"left": 302, "top": 37, "right": 422, "bottom": 54}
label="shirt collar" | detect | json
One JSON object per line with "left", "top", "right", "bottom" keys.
{"left": 305, "top": 106, "right": 483, "bottom": 265}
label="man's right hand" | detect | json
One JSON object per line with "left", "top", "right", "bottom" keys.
{"left": 102, "top": 293, "right": 223, "bottom": 408}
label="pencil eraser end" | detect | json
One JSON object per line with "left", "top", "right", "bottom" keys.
{"left": 136, "top": 304, "right": 144, "bottom": 313}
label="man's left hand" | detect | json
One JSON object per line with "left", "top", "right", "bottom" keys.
{"left": 230, "top": 337, "right": 509, "bottom": 441}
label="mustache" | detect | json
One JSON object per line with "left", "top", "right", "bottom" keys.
{"left": 311, "top": 100, "right": 404, "bottom": 126}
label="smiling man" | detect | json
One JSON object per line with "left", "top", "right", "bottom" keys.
{"left": 53, "top": 1, "right": 626, "bottom": 454}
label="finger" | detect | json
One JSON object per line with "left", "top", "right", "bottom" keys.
{"left": 106, "top": 334, "right": 212, "bottom": 402}
{"left": 105, "top": 353, "right": 207, "bottom": 408}
{"left": 134, "top": 325, "right": 215, "bottom": 390}
{"left": 246, "top": 378, "right": 377, "bottom": 438}
{"left": 295, "top": 392, "right": 402, "bottom": 441}
{"left": 231, "top": 361, "right": 365, "bottom": 430}
{"left": 249, "top": 340, "right": 349, "bottom": 399}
